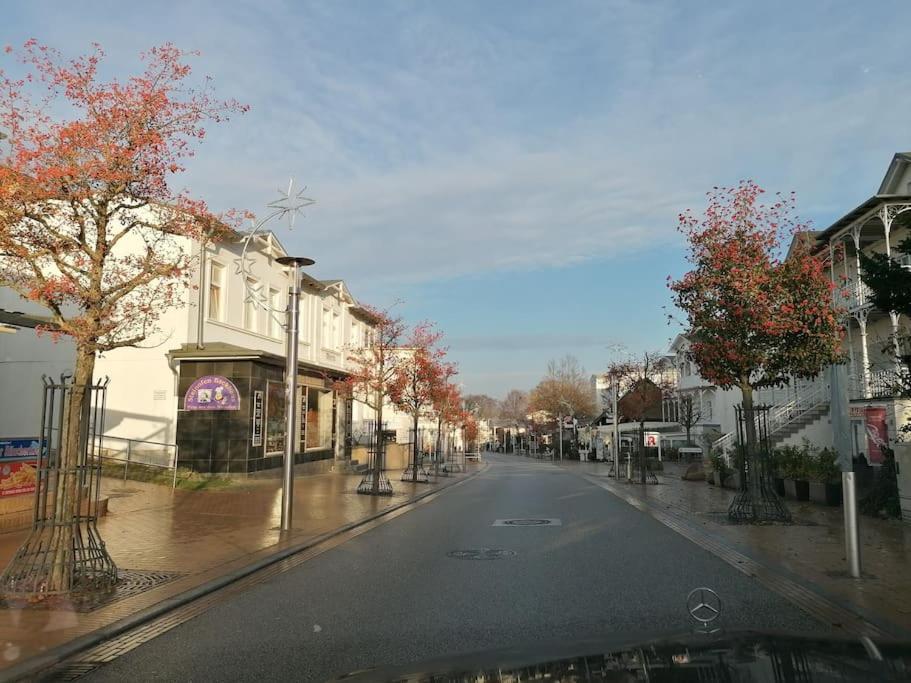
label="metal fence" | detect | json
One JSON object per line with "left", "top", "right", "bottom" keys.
{"left": 92, "top": 434, "right": 179, "bottom": 489}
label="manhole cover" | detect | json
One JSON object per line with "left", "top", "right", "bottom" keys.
{"left": 492, "top": 518, "right": 562, "bottom": 526}
{"left": 447, "top": 548, "right": 517, "bottom": 560}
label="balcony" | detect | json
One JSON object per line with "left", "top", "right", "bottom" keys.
{"left": 835, "top": 279, "right": 873, "bottom": 312}
{"left": 849, "top": 368, "right": 911, "bottom": 400}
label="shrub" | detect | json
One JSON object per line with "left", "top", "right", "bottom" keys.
{"left": 809, "top": 447, "right": 841, "bottom": 484}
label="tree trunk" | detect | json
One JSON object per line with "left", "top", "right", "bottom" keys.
{"left": 739, "top": 382, "right": 758, "bottom": 508}
{"left": 740, "top": 382, "right": 757, "bottom": 450}
{"left": 411, "top": 413, "right": 420, "bottom": 482}
{"left": 685, "top": 425, "right": 691, "bottom": 447}
{"left": 435, "top": 416, "right": 443, "bottom": 477}
{"left": 51, "top": 345, "right": 96, "bottom": 591}
{"left": 372, "top": 397, "right": 384, "bottom": 494}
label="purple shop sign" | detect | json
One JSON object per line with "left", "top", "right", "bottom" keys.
{"left": 184, "top": 375, "right": 241, "bottom": 411}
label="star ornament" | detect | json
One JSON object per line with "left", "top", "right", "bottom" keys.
{"left": 267, "top": 178, "right": 315, "bottom": 231}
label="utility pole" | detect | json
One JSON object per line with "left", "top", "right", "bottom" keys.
{"left": 612, "top": 380, "right": 620, "bottom": 479}
{"left": 276, "top": 256, "right": 314, "bottom": 532}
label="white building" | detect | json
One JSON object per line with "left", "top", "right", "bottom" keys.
{"left": 663, "top": 153, "right": 911, "bottom": 462}
{"left": 663, "top": 334, "right": 830, "bottom": 454}
{"left": 0, "top": 228, "right": 379, "bottom": 475}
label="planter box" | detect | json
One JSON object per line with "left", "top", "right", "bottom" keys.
{"left": 896, "top": 443, "right": 911, "bottom": 524}
{"left": 784, "top": 478, "right": 810, "bottom": 501}
{"left": 773, "top": 477, "right": 785, "bottom": 497}
{"left": 808, "top": 481, "right": 842, "bottom": 506}
{"left": 723, "top": 472, "right": 742, "bottom": 490}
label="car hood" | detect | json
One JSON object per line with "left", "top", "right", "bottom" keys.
{"left": 334, "top": 630, "right": 911, "bottom": 682}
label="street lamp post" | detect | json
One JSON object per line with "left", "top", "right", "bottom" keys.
{"left": 276, "top": 256, "right": 315, "bottom": 532}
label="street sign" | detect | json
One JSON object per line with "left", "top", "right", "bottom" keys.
{"left": 562, "top": 416, "right": 574, "bottom": 429}
{"left": 643, "top": 432, "right": 660, "bottom": 448}
{"left": 251, "top": 390, "right": 264, "bottom": 447}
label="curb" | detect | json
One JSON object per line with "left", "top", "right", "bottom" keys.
{"left": 572, "top": 468, "right": 911, "bottom": 641}
{"left": 2, "top": 464, "right": 488, "bottom": 682}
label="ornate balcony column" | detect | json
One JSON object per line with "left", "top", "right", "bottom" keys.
{"left": 855, "top": 307, "right": 872, "bottom": 399}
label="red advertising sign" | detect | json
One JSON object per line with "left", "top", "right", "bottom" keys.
{"left": 864, "top": 406, "right": 888, "bottom": 465}
{"left": 0, "top": 460, "right": 37, "bottom": 497}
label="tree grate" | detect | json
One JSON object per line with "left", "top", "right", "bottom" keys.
{"left": 1, "top": 569, "right": 185, "bottom": 613}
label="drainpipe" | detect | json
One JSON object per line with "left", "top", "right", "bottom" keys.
{"left": 196, "top": 239, "right": 206, "bottom": 350}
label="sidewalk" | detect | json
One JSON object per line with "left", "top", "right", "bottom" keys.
{"left": 0, "top": 465, "right": 479, "bottom": 673}
{"left": 560, "top": 458, "right": 911, "bottom": 635}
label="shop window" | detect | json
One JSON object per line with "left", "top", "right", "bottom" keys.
{"left": 265, "top": 380, "right": 286, "bottom": 454}
{"left": 305, "top": 387, "right": 334, "bottom": 450}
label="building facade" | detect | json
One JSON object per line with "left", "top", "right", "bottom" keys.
{"left": 0, "top": 228, "right": 379, "bottom": 475}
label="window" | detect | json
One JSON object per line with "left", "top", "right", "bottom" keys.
{"left": 351, "top": 320, "right": 359, "bottom": 348}
{"left": 208, "top": 261, "right": 225, "bottom": 321}
{"left": 269, "top": 288, "right": 283, "bottom": 339}
{"left": 244, "top": 278, "right": 259, "bottom": 332}
{"left": 332, "top": 312, "right": 340, "bottom": 348}
{"left": 305, "top": 387, "right": 334, "bottom": 450}
{"left": 265, "top": 380, "right": 285, "bottom": 454}
{"left": 322, "top": 307, "right": 340, "bottom": 348}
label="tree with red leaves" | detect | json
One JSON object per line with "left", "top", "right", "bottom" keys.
{"left": 431, "top": 379, "right": 462, "bottom": 470}
{"left": 341, "top": 306, "right": 407, "bottom": 494}
{"left": 0, "top": 41, "right": 246, "bottom": 592}
{"left": 389, "top": 323, "right": 453, "bottom": 482}
{"left": 669, "top": 181, "right": 842, "bottom": 446}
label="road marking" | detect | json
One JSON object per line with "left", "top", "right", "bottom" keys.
{"left": 38, "top": 469, "right": 486, "bottom": 681}
{"left": 579, "top": 473, "right": 902, "bottom": 640}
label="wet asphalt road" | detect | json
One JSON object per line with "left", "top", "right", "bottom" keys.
{"left": 86, "top": 453, "right": 827, "bottom": 681}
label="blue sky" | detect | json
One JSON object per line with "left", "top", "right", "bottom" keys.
{"left": 6, "top": 1, "right": 911, "bottom": 397}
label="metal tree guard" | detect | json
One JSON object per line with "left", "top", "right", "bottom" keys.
{"left": 1, "top": 375, "right": 117, "bottom": 597}
{"left": 357, "top": 421, "right": 393, "bottom": 495}
{"left": 727, "top": 405, "right": 792, "bottom": 524}
{"left": 627, "top": 428, "right": 657, "bottom": 484}
{"left": 401, "top": 427, "right": 431, "bottom": 483}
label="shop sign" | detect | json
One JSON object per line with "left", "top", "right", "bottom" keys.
{"left": 184, "top": 375, "right": 240, "bottom": 411}
{"left": 0, "top": 460, "right": 37, "bottom": 497}
{"left": 849, "top": 406, "right": 865, "bottom": 419}
{"left": 643, "top": 432, "right": 660, "bottom": 448}
{"left": 251, "top": 391, "right": 264, "bottom": 447}
{"left": 0, "top": 438, "right": 42, "bottom": 459}
{"left": 865, "top": 406, "right": 888, "bottom": 465}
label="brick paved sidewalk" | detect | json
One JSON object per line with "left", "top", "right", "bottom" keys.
{"left": 0, "top": 465, "right": 478, "bottom": 672}
{"left": 561, "top": 458, "right": 911, "bottom": 634}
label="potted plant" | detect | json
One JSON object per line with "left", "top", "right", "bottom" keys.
{"left": 724, "top": 448, "right": 744, "bottom": 490}
{"left": 781, "top": 445, "right": 810, "bottom": 501}
{"left": 769, "top": 447, "right": 788, "bottom": 497}
{"left": 808, "top": 447, "right": 843, "bottom": 506}
{"left": 708, "top": 451, "right": 729, "bottom": 486}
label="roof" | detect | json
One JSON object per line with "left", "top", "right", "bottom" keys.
{"left": 817, "top": 193, "right": 911, "bottom": 241}
{"left": 0, "top": 309, "right": 56, "bottom": 330}
{"left": 785, "top": 230, "right": 820, "bottom": 260}
{"left": 167, "top": 342, "right": 349, "bottom": 378}
{"left": 349, "top": 306, "right": 382, "bottom": 324}
{"left": 878, "top": 152, "right": 911, "bottom": 194}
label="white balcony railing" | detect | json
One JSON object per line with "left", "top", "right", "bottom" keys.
{"left": 834, "top": 279, "right": 873, "bottom": 311}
